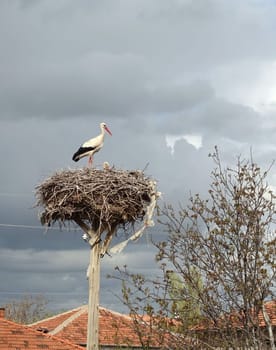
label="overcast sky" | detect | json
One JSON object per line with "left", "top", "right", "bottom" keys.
{"left": 1, "top": 0, "right": 276, "bottom": 313}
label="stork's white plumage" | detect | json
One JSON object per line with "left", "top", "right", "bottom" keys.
{"left": 72, "top": 122, "right": 112, "bottom": 166}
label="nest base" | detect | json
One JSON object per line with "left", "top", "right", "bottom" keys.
{"left": 36, "top": 167, "right": 155, "bottom": 234}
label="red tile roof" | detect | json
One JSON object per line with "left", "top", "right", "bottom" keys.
{"left": 258, "top": 300, "right": 276, "bottom": 327}
{"left": 0, "top": 308, "right": 83, "bottom": 350}
{"left": 192, "top": 300, "right": 276, "bottom": 331}
{"left": 30, "top": 305, "right": 168, "bottom": 348}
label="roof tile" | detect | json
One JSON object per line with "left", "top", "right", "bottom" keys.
{"left": 31, "top": 306, "right": 168, "bottom": 348}
{"left": 0, "top": 317, "right": 83, "bottom": 350}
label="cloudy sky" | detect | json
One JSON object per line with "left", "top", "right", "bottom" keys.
{"left": 1, "top": 0, "right": 276, "bottom": 313}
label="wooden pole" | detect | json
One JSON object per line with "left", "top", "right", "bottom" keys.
{"left": 74, "top": 219, "right": 103, "bottom": 350}
{"left": 87, "top": 240, "right": 101, "bottom": 350}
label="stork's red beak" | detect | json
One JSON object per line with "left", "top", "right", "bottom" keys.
{"left": 105, "top": 125, "right": 112, "bottom": 136}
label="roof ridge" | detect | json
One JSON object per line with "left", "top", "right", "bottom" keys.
{"left": 29, "top": 305, "right": 86, "bottom": 326}
{"left": 99, "top": 306, "right": 133, "bottom": 321}
{"left": 49, "top": 304, "right": 88, "bottom": 335}
{"left": 0, "top": 317, "right": 83, "bottom": 349}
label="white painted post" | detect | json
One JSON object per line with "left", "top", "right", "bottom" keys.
{"left": 87, "top": 241, "right": 101, "bottom": 350}
{"left": 74, "top": 218, "right": 115, "bottom": 350}
{"left": 74, "top": 218, "right": 102, "bottom": 350}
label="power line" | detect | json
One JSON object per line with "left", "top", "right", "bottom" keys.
{"left": 0, "top": 291, "right": 87, "bottom": 296}
{"left": 0, "top": 223, "right": 80, "bottom": 231}
{"left": 0, "top": 192, "right": 33, "bottom": 197}
{"left": 0, "top": 223, "right": 46, "bottom": 230}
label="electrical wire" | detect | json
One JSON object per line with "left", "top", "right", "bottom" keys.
{"left": 0, "top": 223, "right": 47, "bottom": 230}
{"left": 0, "top": 192, "right": 33, "bottom": 197}
{"left": 0, "top": 291, "right": 87, "bottom": 296}
{"left": 0, "top": 223, "right": 80, "bottom": 231}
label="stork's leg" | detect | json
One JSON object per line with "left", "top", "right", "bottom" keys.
{"left": 88, "top": 155, "right": 93, "bottom": 167}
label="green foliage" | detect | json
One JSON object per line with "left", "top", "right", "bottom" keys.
{"left": 166, "top": 269, "right": 203, "bottom": 326}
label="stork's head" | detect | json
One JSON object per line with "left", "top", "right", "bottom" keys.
{"left": 101, "top": 122, "right": 112, "bottom": 136}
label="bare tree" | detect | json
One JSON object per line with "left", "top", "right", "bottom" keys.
{"left": 115, "top": 148, "right": 276, "bottom": 349}
{"left": 4, "top": 294, "right": 51, "bottom": 324}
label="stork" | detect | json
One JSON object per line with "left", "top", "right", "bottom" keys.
{"left": 72, "top": 122, "right": 112, "bottom": 166}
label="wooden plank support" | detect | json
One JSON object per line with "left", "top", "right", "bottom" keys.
{"left": 87, "top": 240, "right": 101, "bottom": 350}
{"left": 74, "top": 218, "right": 102, "bottom": 350}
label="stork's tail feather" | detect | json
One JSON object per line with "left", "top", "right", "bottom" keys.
{"left": 72, "top": 146, "right": 95, "bottom": 162}
{"left": 72, "top": 153, "right": 80, "bottom": 162}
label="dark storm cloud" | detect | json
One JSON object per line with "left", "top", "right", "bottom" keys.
{"left": 159, "top": 97, "right": 267, "bottom": 146}
{"left": 1, "top": 0, "right": 276, "bottom": 121}
{"left": 0, "top": 248, "right": 88, "bottom": 273}
{"left": 0, "top": 63, "right": 214, "bottom": 119}
{"left": 0, "top": 233, "right": 160, "bottom": 312}
{"left": 0, "top": 226, "right": 85, "bottom": 251}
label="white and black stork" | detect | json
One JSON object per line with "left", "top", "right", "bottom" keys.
{"left": 72, "top": 122, "right": 112, "bottom": 166}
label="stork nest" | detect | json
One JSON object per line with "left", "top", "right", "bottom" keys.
{"left": 35, "top": 167, "right": 156, "bottom": 233}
